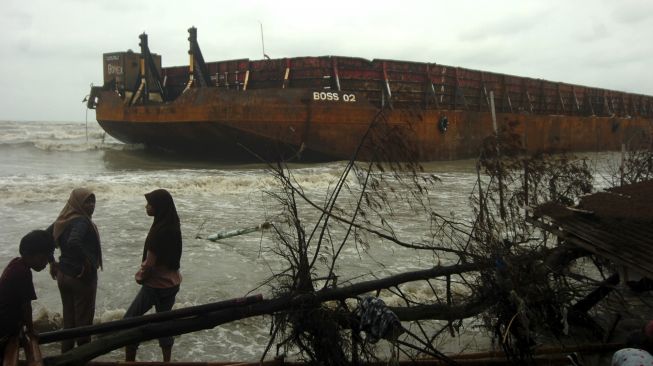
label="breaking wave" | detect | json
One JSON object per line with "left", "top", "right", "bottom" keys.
{"left": 31, "top": 140, "right": 142, "bottom": 152}
{"left": 0, "top": 120, "right": 139, "bottom": 152}
{"left": 0, "top": 166, "right": 349, "bottom": 206}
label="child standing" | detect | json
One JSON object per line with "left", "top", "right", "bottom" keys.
{"left": 0, "top": 230, "right": 55, "bottom": 361}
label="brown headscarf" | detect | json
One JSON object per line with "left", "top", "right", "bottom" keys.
{"left": 143, "top": 189, "right": 182, "bottom": 270}
{"left": 53, "top": 188, "right": 102, "bottom": 269}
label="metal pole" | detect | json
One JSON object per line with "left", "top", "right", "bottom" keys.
{"left": 259, "top": 21, "right": 266, "bottom": 59}
{"left": 490, "top": 91, "right": 498, "bottom": 134}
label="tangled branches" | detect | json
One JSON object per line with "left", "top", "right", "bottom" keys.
{"left": 260, "top": 111, "right": 465, "bottom": 364}
{"left": 257, "top": 114, "right": 653, "bottom": 365}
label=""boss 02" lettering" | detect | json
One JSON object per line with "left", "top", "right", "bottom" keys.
{"left": 313, "top": 92, "right": 357, "bottom": 102}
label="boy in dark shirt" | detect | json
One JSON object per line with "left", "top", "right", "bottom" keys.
{"left": 0, "top": 230, "right": 55, "bottom": 360}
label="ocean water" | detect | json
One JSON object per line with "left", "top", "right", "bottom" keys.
{"left": 0, "top": 120, "right": 621, "bottom": 362}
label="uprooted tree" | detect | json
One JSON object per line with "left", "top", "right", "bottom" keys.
{"left": 43, "top": 112, "right": 653, "bottom": 366}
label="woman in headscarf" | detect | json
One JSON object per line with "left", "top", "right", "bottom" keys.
{"left": 124, "top": 189, "right": 182, "bottom": 362}
{"left": 47, "top": 187, "right": 102, "bottom": 352}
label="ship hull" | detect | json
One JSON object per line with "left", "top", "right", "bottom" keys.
{"left": 96, "top": 87, "right": 652, "bottom": 162}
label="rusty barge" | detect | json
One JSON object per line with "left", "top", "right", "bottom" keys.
{"left": 88, "top": 27, "right": 653, "bottom": 161}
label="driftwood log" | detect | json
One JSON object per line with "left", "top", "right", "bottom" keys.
{"left": 43, "top": 262, "right": 483, "bottom": 366}
{"left": 39, "top": 294, "right": 264, "bottom": 344}
{"left": 42, "top": 245, "right": 600, "bottom": 366}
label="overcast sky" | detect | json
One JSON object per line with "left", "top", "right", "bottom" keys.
{"left": 1, "top": 0, "right": 652, "bottom": 122}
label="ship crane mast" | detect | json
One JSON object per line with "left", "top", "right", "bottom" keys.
{"left": 186, "top": 27, "right": 212, "bottom": 89}
{"left": 130, "top": 33, "right": 166, "bottom": 105}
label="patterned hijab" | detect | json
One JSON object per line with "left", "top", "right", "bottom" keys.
{"left": 143, "top": 189, "right": 182, "bottom": 270}
{"left": 53, "top": 188, "right": 102, "bottom": 269}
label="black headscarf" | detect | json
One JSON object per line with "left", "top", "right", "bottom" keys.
{"left": 143, "top": 189, "right": 182, "bottom": 270}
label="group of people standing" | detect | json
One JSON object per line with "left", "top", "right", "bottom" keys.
{"left": 0, "top": 187, "right": 183, "bottom": 363}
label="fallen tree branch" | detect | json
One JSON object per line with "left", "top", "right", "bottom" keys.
{"left": 39, "top": 294, "right": 264, "bottom": 344}
{"left": 43, "top": 262, "right": 485, "bottom": 366}
{"left": 391, "top": 296, "right": 494, "bottom": 322}
{"left": 44, "top": 240, "right": 592, "bottom": 365}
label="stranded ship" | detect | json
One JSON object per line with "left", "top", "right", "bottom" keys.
{"left": 88, "top": 27, "right": 653, "bottom": 161}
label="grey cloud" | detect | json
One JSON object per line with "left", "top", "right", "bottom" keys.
{"left": 458, "top": 15, "right": 542, "bottom": 43}
{"left": 1, "top": 0, "right": 652, "bottom": 121}
{"left": 576, "top": 22, "right": 610, "bottom": 43}
{"left": 611, "top": 2, "right": 653, "bottom": 24}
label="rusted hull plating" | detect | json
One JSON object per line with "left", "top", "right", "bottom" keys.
{"left": 96, "top": 87, "right": 652, "bottom": 161}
